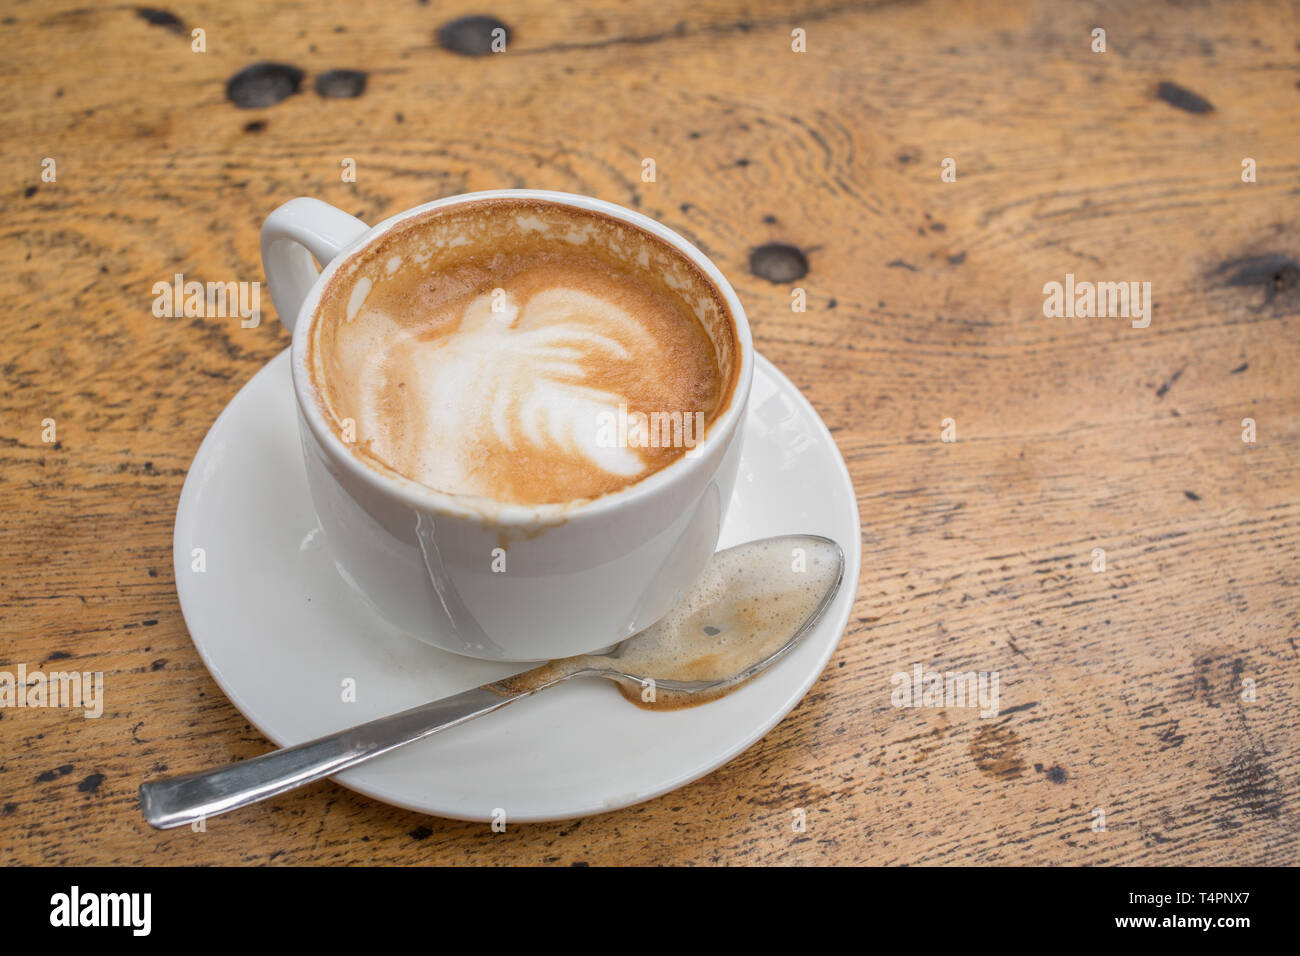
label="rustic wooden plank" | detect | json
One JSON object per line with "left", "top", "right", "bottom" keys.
{"left": 1, "top": 0, "right": 1296, "bottom": 864}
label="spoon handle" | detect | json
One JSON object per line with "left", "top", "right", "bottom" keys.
{"left": 139, "top": 683, "right": 528, "bottom": 829}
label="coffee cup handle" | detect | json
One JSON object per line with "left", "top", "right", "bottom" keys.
{"left": 260, "top": 198, "right": 371, "bottom": 334}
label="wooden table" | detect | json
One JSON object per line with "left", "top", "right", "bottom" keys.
{"left": 2, "top": 0, "right": 1296, "bottom": 865}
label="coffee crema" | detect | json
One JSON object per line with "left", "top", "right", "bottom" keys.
{"left": 309, "top": 199, "right": 738, "bottom": 505}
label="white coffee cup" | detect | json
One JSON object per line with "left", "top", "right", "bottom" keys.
{"left": 260, "top": 190, "right": 754, "bottom": 661}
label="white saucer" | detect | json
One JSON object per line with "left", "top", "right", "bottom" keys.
{"left": 173, "top": 349, "right": 861, "bottom": 822}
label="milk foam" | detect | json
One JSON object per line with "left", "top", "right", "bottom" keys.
{"left": 357, "top": 287, "right": 657, "bottom": 497}
{"left": 310, "top": 198, "right": 737, "bottom": 505}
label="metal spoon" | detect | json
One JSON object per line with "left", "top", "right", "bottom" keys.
{"left": 140, "top": 534, "right": 843, "bottom": 829}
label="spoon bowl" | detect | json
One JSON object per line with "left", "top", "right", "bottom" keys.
{"left": 495, "top": 534, "right": 844, "bottom": 708}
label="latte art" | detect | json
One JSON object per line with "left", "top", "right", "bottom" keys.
{"left": 310, "top": 199, "right": 737, "bottom": 505}
{"left": 360, "top": 286, "right": 659, "bottom": 495}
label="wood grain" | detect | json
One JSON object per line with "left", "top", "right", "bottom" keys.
{"left": 1, "top": 0, "right": 1297, "bottom": 865}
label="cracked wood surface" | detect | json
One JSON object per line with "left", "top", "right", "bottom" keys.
{"left": 1, "top": 0, "right": 1297, "bottom": 864}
